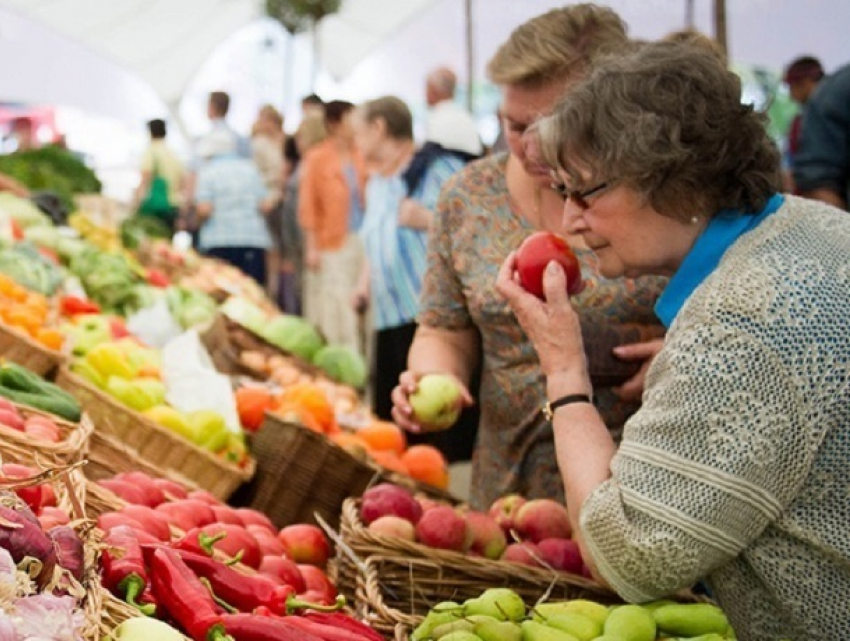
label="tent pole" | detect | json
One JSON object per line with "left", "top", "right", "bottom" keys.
{"left": 465, "top": 0, "right": 474, "bottom": 113}
{"left": 713, "top": 0, "right": 728, "bottom": 58}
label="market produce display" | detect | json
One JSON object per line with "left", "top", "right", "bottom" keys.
{"left": 410, "top": 589, "right": 736, "bottom": 641}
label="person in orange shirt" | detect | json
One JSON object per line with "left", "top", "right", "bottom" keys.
{"left": 297, "top": 101, "right": 368, "bottom": 358}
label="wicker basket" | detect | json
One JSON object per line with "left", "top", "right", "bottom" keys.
{"left": 55, "top": 368, "right": 254, "bottom": 501}
{"left": 335, "top": 498, "right": 625, "bottom": 634}
{"left": 0, "top": 402, "right": 93, "bottom": 469}
{"left": 85, "top": 429, "right": 201, "bottom": 492}
{"left": 239, "top": 413, "right": 379, "bottom": 529}
{"left": 0, "top": 322, "right": 65, "bottom": 376}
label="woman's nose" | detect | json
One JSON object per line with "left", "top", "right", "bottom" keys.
{"left": 562, "top": 201, "right": 586, "bottom": 233}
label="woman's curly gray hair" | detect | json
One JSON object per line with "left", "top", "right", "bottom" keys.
{"left": 538, "top": 40, "right": 781, "bottom": 220}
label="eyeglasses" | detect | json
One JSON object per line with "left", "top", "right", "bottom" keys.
{"left": 552, "top": 180, "right": 611, "bottom": 210}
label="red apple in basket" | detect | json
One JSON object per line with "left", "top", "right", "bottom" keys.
{"left": 247, "top": 525, "right": 288, "bottom": 557}
{"left": 514, "top": 498, "right": 572, "bottom": 543}
{"left": 360, "top": 483, "right": 422, "bottom": 525}
{"left": 488, "top": 494, "right": 527, "bottom": 536}
{"left": 259, "top": 555, "right": 306, "bottom": 593}
{"left": 537, "top": 537, "right": 583, "bottom": 575}
{"left": 415, "top": 506, "right": 468, "bottom": 552}
{"left": 465, "top": 511, "right": 507, "bottom": 560}
{"left": 516, "top": 231, "right": 584, "bottom": 299}
{"left": 278, "top": 524, "right": 330, "bottom": 567}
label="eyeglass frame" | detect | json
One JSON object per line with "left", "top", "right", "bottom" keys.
{"left": 551, "top": 180, "right": 611, "bottom": 210}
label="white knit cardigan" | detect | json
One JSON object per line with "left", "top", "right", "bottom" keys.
{"left": 580, "top": 196, "right": 850, "bottom": 641}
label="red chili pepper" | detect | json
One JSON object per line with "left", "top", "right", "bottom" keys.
{"left": 175, "top": 550, "right": 295, "bottom": 615}
{"left": 101, "top": 525, "right": 156, "bottom": 616}
{"left": 220, "top": 614, "right": 323, "bottom": 641}
{"left": 149, "top": 547, "right": 231, "bottom": 641}
{"left": 60, "top": 295, "right": 101, "bottom": 316}
{"left": 273, "top": 614, "right": 376, "bottom": 641}
{"left": 302, "top": 612, "right": 385, "bottom": 641}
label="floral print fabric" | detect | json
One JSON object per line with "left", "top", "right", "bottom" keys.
{"left": 419, "top": 154, "right": 666, "bottom": 509}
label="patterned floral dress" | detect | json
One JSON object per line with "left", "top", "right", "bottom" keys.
{"left": 419, "top": 154, "right": 666, "bottom": 509}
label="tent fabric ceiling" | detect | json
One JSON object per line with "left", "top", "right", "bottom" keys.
{"left": 0, "top": 0, "right": 440, "bottom": 107}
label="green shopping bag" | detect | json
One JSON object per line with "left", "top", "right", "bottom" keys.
{"left": 138, "top": 154, "right": 175, "bottom": 227}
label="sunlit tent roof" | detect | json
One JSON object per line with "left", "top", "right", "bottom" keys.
{"left": 0, "top": 0, "right": 847, "bottom": 123}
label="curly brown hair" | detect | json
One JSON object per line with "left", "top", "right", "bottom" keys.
{"left": 538, "top": 40, "right": 781, "bottom": 219}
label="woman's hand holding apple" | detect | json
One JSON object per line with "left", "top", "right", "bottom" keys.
{"left": 391, "top": 370, "right": 473, "bottom": 434}
{"left": 496, "top": 252, "right": 591, "bottom": 397}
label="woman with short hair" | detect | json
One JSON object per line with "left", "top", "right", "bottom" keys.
{"left": 498, "top": 40, "right": 850, "bottom": 639}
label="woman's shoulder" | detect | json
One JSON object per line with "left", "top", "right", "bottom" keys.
{"left": 441, "top": 152, "right": 508, "bottom": 195}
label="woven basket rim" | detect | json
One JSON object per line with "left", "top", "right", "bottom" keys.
{"left": 0, "top": 402, "right": 93, "bottom": 459}
{"left": 57, "top": 366, "right": 254, "bottom": 480}
{"left": 340, "top": 497, "right": 619, "bottom": 596}
{"left": 0, "top": 320, "right": 67, "bottom": 360}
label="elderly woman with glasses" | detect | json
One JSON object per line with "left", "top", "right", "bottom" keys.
{"left": 498, "top": 40, "right": 850, "bottom": 640}
{"left": 390, "top": 4, "right": 666, "bottom": 511}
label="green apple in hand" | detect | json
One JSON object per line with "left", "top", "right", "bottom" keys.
{"left": 409, "top": 374, "right": 464, "bottom": 432}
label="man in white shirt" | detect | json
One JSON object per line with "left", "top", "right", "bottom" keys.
{"left": 424, "top": 67, "right": 483, "bottom": 157}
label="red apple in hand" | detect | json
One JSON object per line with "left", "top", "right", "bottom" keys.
{"left": 515, "top": 231, "right": 583, "bottom": 299}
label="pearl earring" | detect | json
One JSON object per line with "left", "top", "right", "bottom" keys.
{"left": 690, "top": 216, "right": 700, "bottom": 225}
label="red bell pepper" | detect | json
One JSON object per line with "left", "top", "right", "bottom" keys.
{"left": 146, "top": 268, "right": 170, "bottom": 288}
{"left": 60, "top": 295, "right": 101, "bottom": 316}
{"left": 149, "top": 547, "right": 231, "bottom": 641}
{"left": 101, "top": 526, "right": 156, "bottom": 616}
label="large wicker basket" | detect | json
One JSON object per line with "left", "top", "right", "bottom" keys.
{"left": 335, "top": 498, "right": 624, "bottom": 635}
{"left": 238, "top": 413, "right": 379, "bottom": 529}
{"left": 0, "top": 322, "right": 65, "bottom": 376}
{"left": 0, "top": 402, "right": 93, "bottom": 469}
{"left": 55, "top": 368, "right": 254, "bottom": 500}
{"left": 84, "top": 429, "right": 201, "bottom": 492}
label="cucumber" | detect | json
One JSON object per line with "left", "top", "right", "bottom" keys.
{"left": 0, "top": 386, "right": 81, "bottom": 422}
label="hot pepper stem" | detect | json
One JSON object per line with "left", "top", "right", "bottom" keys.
{"left": 285, "top": 593, "right": 346, "bottom": 614}
{"left": 198, "top": 532, "right": 226, "bottom": 556}
{"left": 119, "top": 574, "right": 156, "bottom": 616}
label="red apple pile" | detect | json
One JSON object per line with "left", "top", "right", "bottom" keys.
{"left": 0, "top": 398, "right": 62, "bottom": 443}
{"left": 359, "top": 483, "right": 588, "bottom": 577}
{"left": 95, "top": 471, "right": 338, "bottom": 605}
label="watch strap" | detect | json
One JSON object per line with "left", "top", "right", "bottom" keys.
{"left": 542, "top": 393, "right": 593, "bottom": 421}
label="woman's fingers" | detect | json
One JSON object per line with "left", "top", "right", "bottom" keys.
{"left": 612, "top": 338, "right": 665, "bottom": 361}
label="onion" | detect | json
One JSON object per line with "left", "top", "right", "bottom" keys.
{"left": 48, "top": 526, "right": 84, "bottom": 581}
{"left": 0, "top": 492, "right": 55, "bottom": 585}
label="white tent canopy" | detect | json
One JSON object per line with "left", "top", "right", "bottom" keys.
{"left": 1, "top": 0, "right": 848, "bottom": 127}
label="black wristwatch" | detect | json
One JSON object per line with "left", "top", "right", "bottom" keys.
{"left": 542, "top": 393, "right": 593, "bottom": 421}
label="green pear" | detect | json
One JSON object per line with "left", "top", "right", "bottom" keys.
{"left": 652, "top": 603, "right": 729, "bottom": 637}
{"left": 544, "top": 613, "right": 601, "bottom": 641}
{"left": 474, "top": 619, "right": 522, "bottom": 641}
{"left": 439, "top": 633, "right": 482, "bottom": 641}
{"left": 411, "top": 602, "right": 465, "bottom": 641}
{"left": 533, "top": 601, "right": 609, "bottom": 628}
{"left": 432, "top": 618, "right": 476, "bottom": 638}
{"left": 603, "top": 605, "right": 655, "bottom": 641}
{"left": 640, "top": 600, "right": 677, "bottom": 613}
{"left": 464, "top": 588, "right": 526, "bottom": 622}
{"left": 519, "top": 620, "right": 578, "bottom": 641}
